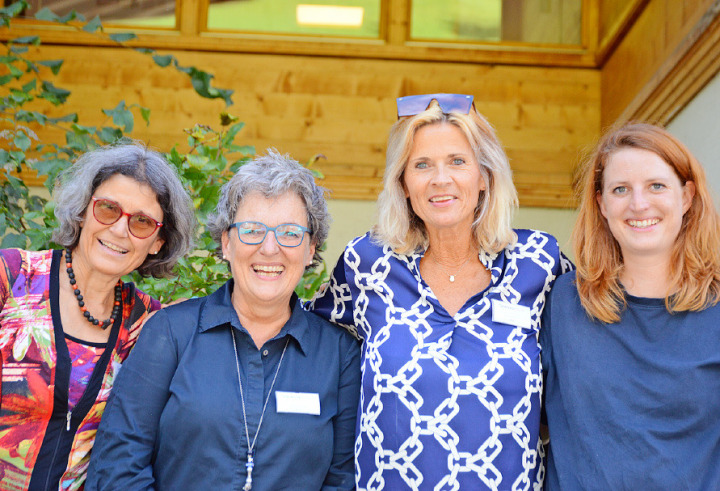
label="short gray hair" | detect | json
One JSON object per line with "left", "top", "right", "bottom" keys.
{"left": 52, "top": 142, "right": 196, "bottom": 278}
{"left": 207, "top": 149, "right": 329, "bottom": 269}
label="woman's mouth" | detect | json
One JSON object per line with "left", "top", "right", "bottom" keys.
{"left": 429, "top": 195, "right": 455, "bottom": 203}
{"left": 627, "top": 218, "right": 660, "bottom": 228}
{"left": 99, "top": 239, "right": 128, "bottom": 254}
{"left": 252, "top": 264, "right": 284, "bottom": 278}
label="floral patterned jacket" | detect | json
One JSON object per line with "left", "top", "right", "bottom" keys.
{"left": 0, "top": 249, "right": 160, "bottom": 490}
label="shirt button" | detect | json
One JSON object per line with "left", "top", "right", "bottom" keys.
{"left": 262, "top": 349, "right": 269, "bottom": 356}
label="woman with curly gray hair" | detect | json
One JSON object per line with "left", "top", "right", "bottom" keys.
{"left": 87, "top": 149, "right": 360, "bottom": 490}
{"left": 0, "top": 142, "right": 195, "bottom": 490}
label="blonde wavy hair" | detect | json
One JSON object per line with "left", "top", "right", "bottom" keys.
{"left": 372, "top": 100, "right": 518, "bottom": 255}
{"left": 574, "top": 122, "right": 720, "bottom": 323}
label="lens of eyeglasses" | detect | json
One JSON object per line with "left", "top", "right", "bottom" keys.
{"left": 236, "top": 222, "right": 268, "bottom": 244}
{"left": 274, "top": 224, "right": 306, "bottom": 247}
{"left": 236, "top": 222, "right": 306, "bottom": 247}
{"left": 93, "top": 199, "right": 159, "bottom": 239}
{"left": 397, "top": 93, "right": 473, "bottom": 118}
{"left": 93, "top": 199, "right": 123, "bottom": 225}
{"left": 128, "top": 214, "right": 159, "bottom": 238}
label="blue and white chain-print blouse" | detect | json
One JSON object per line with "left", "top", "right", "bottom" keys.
{"left": 308, "top": 229, "right": 572, "bottom": 491}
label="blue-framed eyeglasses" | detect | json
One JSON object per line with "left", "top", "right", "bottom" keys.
{"left": 228, "top": 221, "right": 310, "bottom": 248}
{"left": 396, "top": 93, "right": 474, "bottom": 118}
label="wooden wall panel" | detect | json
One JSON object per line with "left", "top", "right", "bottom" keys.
{"left": 10, "top": 44, "right": 600, "bottom": 208}
{"left": 600, "top": 0, "right": 718, "bottom": 126}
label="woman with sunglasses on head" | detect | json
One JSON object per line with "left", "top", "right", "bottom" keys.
{"left": 541, "top": 123, "right": 720, "bottom": 489}
{"left": 86, "top": 150, "right": 360, "bottom": 490}
{"left": 308, "top": 94, "right": 572, "bottom": 490}
{"left": 0, "top": 142, "right": 194, "bottom": 490}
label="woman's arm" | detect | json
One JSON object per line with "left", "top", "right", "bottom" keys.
{"left": 85, "top": 309, "right": 179, "bottom": 490}
{"left": 322, "top": 334, "right": 361, "bottom": 490}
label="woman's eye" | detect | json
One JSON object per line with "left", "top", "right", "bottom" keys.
{"left": 451, "top": 158, "right": 465, "bottom": 165}
{"left": 414, "top": 161, "right": 428, "bottom": 169}
{"left": 612, "top": 186, "right": 627, "bottom": 194}
{"left": 651, "top": 182, "right": 666, "bottom": 191}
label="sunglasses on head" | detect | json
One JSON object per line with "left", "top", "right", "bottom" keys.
{"left": 91, "top": 197, "right": 163, "bottom": 239}
{"left": 396, "top": 93, "right": 474, "bottom": 118}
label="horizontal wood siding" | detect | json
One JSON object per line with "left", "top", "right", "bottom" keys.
{"left": 8, "top": 44, "right": 600, "bottom": 207}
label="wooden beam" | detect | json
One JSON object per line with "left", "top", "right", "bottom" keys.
{"left": 614, "top": 0, "right": 720, "bottom": 125}
{"left": 595, "top": 0, "right": 649, "bottom": 65}
{"left": 0, "top": 20, "right": 596, "bottom": 68}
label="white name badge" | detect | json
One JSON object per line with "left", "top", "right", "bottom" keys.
{"left": 491, "top": 299, "right": 532, "bottom": 329}
{"left": 275, "top": 391, "right": 321, "bottom": 415}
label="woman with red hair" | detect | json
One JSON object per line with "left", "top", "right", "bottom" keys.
{"left": 541, "top": 123, "right": 720, "bottom": 489}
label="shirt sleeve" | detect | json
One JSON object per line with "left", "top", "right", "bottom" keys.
{"left": 306, "top": 251, "right": 360, "bottom": 340}
{"left": 85, "top": 309, "right": 179, "bottom": 491}
{"left": 322, "top": 334, "right": 361, "bottom": 490}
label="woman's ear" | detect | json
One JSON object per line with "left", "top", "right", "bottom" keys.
{"left": 221, "top": 230, "right": 229, "bottom": 260}
{"left": 682, "top": 181, "right": 696, "bottom": 214}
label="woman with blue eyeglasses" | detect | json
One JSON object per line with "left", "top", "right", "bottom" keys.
{"left": 86, "top": 150, "right": 360, "bottom": 490}
{"left": 308, "top": 94, "right": 572, "bottom": 490}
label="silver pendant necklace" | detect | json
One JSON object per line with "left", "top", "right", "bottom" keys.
{"left": 231, "top": 328, "right": 289, "bottom": 491}
{"left": 430, "top": 251, "right": 476, "bottom": 282}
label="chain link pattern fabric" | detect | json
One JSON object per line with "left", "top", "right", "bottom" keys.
{"left": 309, "top": 230, "right": 571, "bottom": 490}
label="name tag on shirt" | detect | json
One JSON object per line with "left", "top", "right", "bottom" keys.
{"left": 491, "top": 299, "right": 532, "bottom": 329}
{"left": 275, "top": 391, "right": 321, "bottom": 415}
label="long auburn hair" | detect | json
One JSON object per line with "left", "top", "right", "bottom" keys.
{"left": 574, "top": 122, "right": 720, "bottom": 323}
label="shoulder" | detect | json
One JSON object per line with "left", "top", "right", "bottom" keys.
{"left": 551, "top": 270, "right": 577, "bottom": 291}
{"left": 126, "top": 285, "right": 161, "bottom": 312}
{"left": 0, "top": 248, "right": 53, "bottom": 283}
{"left": 157, "top": 295, "right": 208, "bottom": 326}
{"left": 1, "top": 248, "right": 52, "bottom": 268}
{"left": 511, "top": 229, "right": 561, "bottom": 252}
{"left": 546, "top": 270, "right": 581, "bottom": 306}
{"left": 504, "top": 229, "right": 572, "bottom": 274}
{"left": 344, "top": 232, "right": 383, "bottom": 256}
{"left": 302, "top": 308, "right": 360, "bottom": 348}
{"left": 343, "top": 232, "right": 415, "bottom": 267}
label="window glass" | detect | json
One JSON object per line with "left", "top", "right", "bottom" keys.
{"left": 411, "top": 0, "right": 582, "bottom": 45}
{"left": 19, "top": 0, "right": 176, "bottom": 27}
{"left": 206, "top": 0, "right": 381, "bottom": 38}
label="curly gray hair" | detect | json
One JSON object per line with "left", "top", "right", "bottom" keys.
{"left": 52, "top": 142, "right": 196, "bottom": 278}
{"left": 207, "top": 149, "right": 330, "bottom": 270}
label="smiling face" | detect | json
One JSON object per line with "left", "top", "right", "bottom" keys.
{"left": 598, "top": 147, "right": 695, "bottom": 264}
{"left": 221, "top": 191, "right": 315, "bottom": 311}
{"left": 402, "top": 122, "right": 486, "bottom": 236}
{"left": 74, "top": 173, "right": 165, "bottom": 280}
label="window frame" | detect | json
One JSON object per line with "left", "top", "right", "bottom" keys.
{"left": 1, "top": 0, "right": 598, "bottom": 68}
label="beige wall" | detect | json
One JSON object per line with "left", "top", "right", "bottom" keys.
{"left": 322, "top": 199, "right": 576, "bottom": 268}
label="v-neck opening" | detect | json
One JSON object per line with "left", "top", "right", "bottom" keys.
{"left": 49, "top": 249, "right": 124, "bottom": 427}
{"left": 409, "top": 248, "right": 500, "bottom": 319}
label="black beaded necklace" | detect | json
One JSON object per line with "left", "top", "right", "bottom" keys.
{"left": 64, "top": 248, "right": 122, "bottom": 329}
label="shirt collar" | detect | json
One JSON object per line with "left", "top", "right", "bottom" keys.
{"left": 197, "top": 279, "right": 311, "bottom": 356}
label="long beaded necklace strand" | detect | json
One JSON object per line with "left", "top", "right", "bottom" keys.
{"left": 231, "top": 328, "right": 289, "bottom": 491}
{"left": 65, "top": 248, "right": 122, "bottom": 329}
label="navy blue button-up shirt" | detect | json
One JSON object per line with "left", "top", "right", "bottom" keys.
{"left": 86, "top": 280, "right": 360, "bottom": 490}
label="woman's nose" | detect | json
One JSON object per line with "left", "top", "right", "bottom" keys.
{"left": 431, "top": 164, "right": 451, "bottom": 185}
{"left": 629, "top": 190, "right": 650, "bottom": 210}
{"left": 259, "top": 230, "right": 281, "bottom": 254}
{"left": 109, "top": 215, "right": 130, "bottom": 237}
